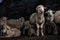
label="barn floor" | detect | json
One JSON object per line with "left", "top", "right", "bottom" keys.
{"left": 0, "top": 35, "right": 60, "bottom": 40}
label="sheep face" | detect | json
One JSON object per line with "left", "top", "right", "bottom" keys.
{"left": 46, "top": 9, "right": 54, "bottom": 15}
{"left": 36, "top": 5, "right": 46, "bottom": 13}
{"left": 45, "top": 9, "right": 54, "bottom": 22}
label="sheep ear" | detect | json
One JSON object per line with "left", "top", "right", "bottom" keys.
{"left": 44, "top": 7, "right": 47, "bottom": 9}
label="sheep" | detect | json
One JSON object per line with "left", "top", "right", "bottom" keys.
{"left": 45, "top": 9, "right": 58, "bottom": 35}
{"left": 54, "top": 10, "right": 60, "bottom": 34}
{"left": 30, "top": 5, "right": 46, "bottom": 36}
{"left": 0, "top": 17, "right": 21, "bottom": 37}
{"left": 0, "top": 17, "right": 11, "bottom": 37}
{"left": 3, "top": 27, "right": 21, "bottom": 37}
{"left": 22, "top": 20, "right": 36, "bottom": 36}
{"left": 7, "top": 17, "right": 25, "bottom": 30}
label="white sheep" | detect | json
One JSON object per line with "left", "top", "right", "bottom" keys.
{"left": 30, "top": 5, "right": 46, "bottom": 36}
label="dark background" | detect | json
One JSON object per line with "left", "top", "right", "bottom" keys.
{"left": 0, "top": 0, "right": 60, "bottom": 20}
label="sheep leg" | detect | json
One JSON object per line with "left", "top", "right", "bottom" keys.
{"left": 41, "top": 23, "right": 44, "bottom": 36}
{"left": 36, "top": 23, "right": 40, "bottom": 36}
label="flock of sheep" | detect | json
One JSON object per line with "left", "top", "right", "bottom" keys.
{"left": 0, "top": 5, "right": 60, "bottom": 37}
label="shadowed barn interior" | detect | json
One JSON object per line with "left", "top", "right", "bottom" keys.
{"left": 0, "top": 0, "right": 60, "bottom": 19}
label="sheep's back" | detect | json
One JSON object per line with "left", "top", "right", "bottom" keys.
{"left": 54, "top": 10, "right": 60, "bottom": 23}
